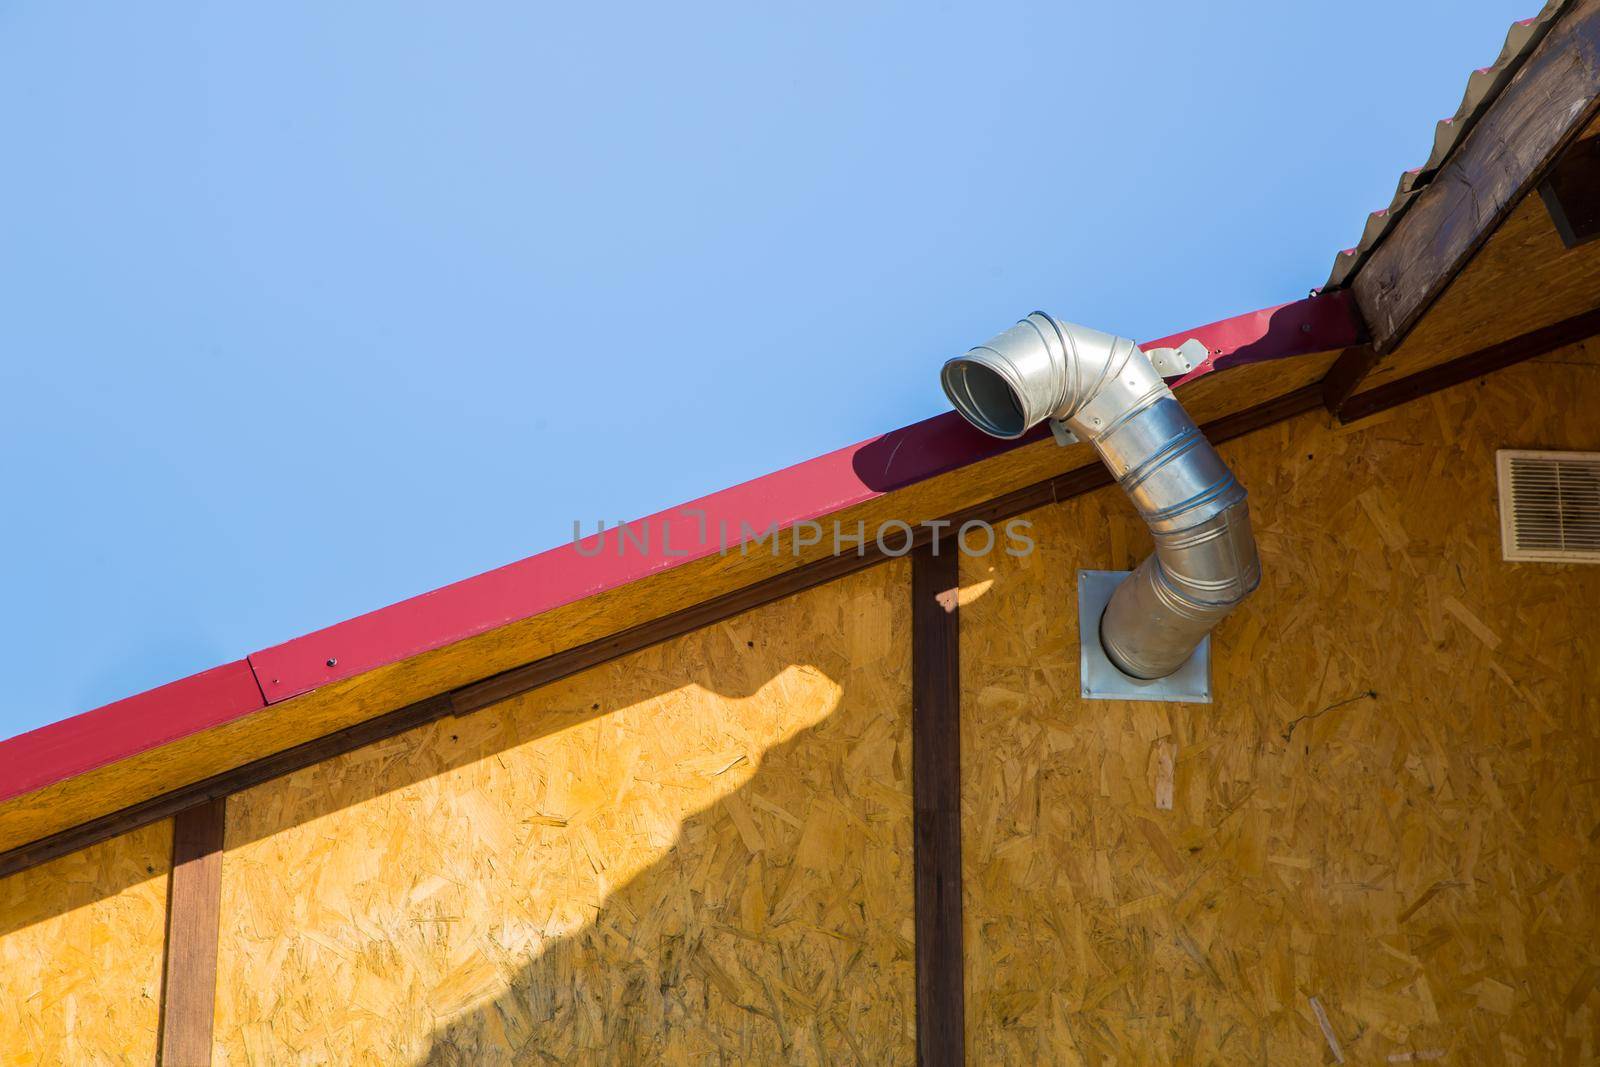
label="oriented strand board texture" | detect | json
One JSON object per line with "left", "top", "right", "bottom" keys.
{"left": 0, "top": 820, "right": 171, "bottom": 1066}
{"left": 214, "top": 562, "right": 913, "bottom": 1065}
{"left": 960, "top": 343, "right": 1600, "bottom": 1064}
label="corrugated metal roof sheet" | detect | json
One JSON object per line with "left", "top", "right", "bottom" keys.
{"left": 1323, "top": 0, "right": 1571, "bottom": 291}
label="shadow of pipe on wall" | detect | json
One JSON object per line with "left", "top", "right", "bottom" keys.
{"left": 0, "top": 659, "right": 817, "bottom": 942}
{"left": 0, "top": 563, "right": 926, "bottom": 942}
{"left": 205, "top": 562, "right": 924, "bottom": 1063}
{"left": 411, "top": 687, "right": 916, "bottom": 1064}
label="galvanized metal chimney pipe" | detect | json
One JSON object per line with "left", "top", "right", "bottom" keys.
{"left": 940, "top": 312, "right": 1260, "bottom": 679}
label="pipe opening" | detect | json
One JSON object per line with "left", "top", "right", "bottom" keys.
{"left": 941, "top": 359, "right": 1028, "bottom": 439}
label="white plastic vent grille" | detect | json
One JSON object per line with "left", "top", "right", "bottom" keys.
{"left": 1497, "top": 449, "right": 1600, "bottom": 564}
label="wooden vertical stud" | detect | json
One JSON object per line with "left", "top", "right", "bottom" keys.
{"left": 158, "top": 797, "right": 225, "bottom": 1067}
{"left": 912, "top": 543, "right": 964, "bottom": 1066}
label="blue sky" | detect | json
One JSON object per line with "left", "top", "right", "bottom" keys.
{"left": 0, "top": 1, "right": 1531, "bottom": 739}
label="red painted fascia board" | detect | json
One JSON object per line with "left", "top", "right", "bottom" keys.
{"left": 246, "top": 411, "right": 1025, "bottom": 703}
{"left": 1154, "top": 288, "right": 1365, "bottom": 387}
{"left": 248, "top": 289, "right": 1360, "bottom": 700}
{"left": 0, "top": 660, "right": 265, "bottom": 805}
{"left": 0, "top": 290, "right": 1361, "bottom": 810}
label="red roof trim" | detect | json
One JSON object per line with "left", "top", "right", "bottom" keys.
{"left": 1154, "top": 289, "right": 1364, "bottom": 385}
{"left": 0, "top": 291, "right": 1361, "bottom": 808}
{"left": 0, "top": 660, "right": 265, "bottom": 805}
{"left": 246, "top": 412, "right": 1023, "bottom": 703}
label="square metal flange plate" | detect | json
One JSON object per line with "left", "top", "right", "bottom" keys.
{"left": 1078, "top": 569, "right": 1212, "bottom": 703}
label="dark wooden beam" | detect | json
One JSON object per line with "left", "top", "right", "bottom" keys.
{"left": 454, "top": 551, "right": 878, "bottom": 713}
{"left": 1539, "top": 135, "right": 1600, "bottom": 248}
{"left": 0, "top": 383, "right": 1330, "bottom": 881}
{"left": 157, "top": 799, "right": 226, "bottom": 1067}
{"left": 1321, "top": 345, "right": 1381, "bottom": 415}
{"left": 1204, "top": 382, "right": 1326, "bottom": 442}
{"left": 1339, "top": 303, "right": 1600, "bottom": 423}
{"left": 1351, "top": 0, "right": 1600, "bottom": 354}
{"left": 0, "top": 695, "right": 455, "bottom": 880}
{"left": 911, "top": 543, "right": 964, "bottom": 1067}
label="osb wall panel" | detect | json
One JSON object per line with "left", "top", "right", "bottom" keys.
{"left": 0, "top": 820, "right": 171, "bottom": 1066}
{"left": 960, "top": 342, "right": 1600, "bottom": 1064}
{"left": 213, "top": 561, "right": 913, "bottom": 1065}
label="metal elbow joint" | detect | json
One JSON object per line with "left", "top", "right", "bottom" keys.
{"left": 941, "top": 312, "right": 1260, "bottom": 680}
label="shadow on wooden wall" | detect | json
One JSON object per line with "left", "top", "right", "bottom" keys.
{"left": 412, "top": 705, "right": 917, "bottom": 1063}
{"left": 209, "top": 561, "right": 919, "bottom": 1063}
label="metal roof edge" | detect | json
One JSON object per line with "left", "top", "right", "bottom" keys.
{"left": 1324, "top": 1, "right": 1571, "bottom": 291}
